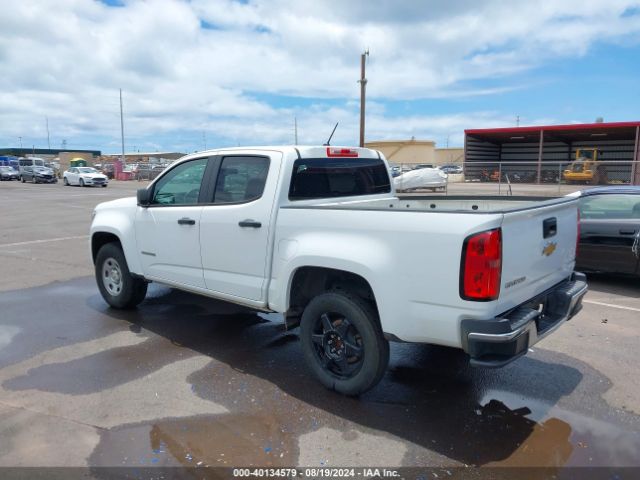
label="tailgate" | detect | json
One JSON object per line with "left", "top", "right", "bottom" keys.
{"left": 498, "top": 198, "right": 578, "bottom": 312}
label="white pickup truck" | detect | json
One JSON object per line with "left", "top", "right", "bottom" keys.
{"left": 90, "top": 146, "right": 587, "bottom": 395}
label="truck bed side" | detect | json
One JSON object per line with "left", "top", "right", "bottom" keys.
{"left": 269, "top": 197, "right": 578, "bottom": 347}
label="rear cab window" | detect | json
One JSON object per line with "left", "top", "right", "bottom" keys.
{"left": 289, "top": 158, "right": 391, "bottom": 200}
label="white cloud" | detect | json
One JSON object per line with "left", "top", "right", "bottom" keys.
{"left": 0, "top": 0, "right": 638, "bottom": 151}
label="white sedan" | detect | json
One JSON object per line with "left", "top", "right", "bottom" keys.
{"left": 63, "top": 167, "right": 108, "bottom": 187}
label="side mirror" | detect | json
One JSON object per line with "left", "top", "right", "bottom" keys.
{"left": 137, "top": 188, "right": 152, "bottom": 207}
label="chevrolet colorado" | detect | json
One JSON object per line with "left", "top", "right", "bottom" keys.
{"left": 90, "top": 146, "right": 587, "bottom": 395}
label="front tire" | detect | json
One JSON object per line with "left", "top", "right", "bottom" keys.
{"left": 95, "top": 242, "right": 147, "bottom": 309}
{"left": 79, "top": 178, "right": 85, "bottom": 187}
{"left": 63, "top": 177, "right": 69, "bottom": 186}
{"left": 300, "top": 290, "right": 389, "bottom": 396}
{"left": 21, "top": 176, "right": 25, "bottom": 183}
{"left": 32, "top": 176, "right": 37, "bottom": 184}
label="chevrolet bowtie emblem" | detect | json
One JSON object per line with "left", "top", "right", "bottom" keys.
{"left": 542, "top": 242, "right": 557, "bottom": 256}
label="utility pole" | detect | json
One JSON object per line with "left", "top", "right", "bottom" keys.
{"left": 294, "top": 117, "right": 298, "bottom": 145}
{"left": 45, "top": 116, "right": 51, "bottom": 150}
{"left": 516, "top": 115, "right": 520, "bottom": 127}
{"left": 18, "top": 136, "right": 23, "bottom": 151}
{"left": 358, "top": 50, "right": 369, "bottom": 147}
{"left": 119, "top": 88, "right": 126, "bottom": 167}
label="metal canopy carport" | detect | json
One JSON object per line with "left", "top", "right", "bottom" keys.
{"left": 464, "top": 121, "right": 640, "bottom": 185}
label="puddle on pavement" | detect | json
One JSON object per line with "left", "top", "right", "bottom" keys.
{"left": 2, "top": 335, "right": 198, "bottom": 395}
{"left": 87, "top": 390, "right": 640, "bottom": 470}
{"left": 90, "top": 413, "right": 298, "bottom": 468}
{"left": 3, "top": 278, "right": 640, "bottom": 469}
{"left": 482, "top": 390, "right": 640, "bottom": 468}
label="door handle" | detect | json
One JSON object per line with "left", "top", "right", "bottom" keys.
{"left": 543, "top": 217, "right": 557, "bottom": 238}
{"left": 177, "top": 217, "right": 196, "bottom": 225}
{"left": 619, "top": 229, "right": 636, "bottom": 235}
{"left": 238, "top": 219, "right": 262, "bottom": 228}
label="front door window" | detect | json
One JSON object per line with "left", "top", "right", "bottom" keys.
{"left": 152, "top": 158, "right": 208, "bottom": 205}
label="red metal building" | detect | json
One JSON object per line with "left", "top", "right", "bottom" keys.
{"left": 464, "top": 121, "right": 640, "bottom": 185}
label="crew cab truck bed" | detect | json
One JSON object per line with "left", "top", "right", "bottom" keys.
{"left": 90, "top": 146, "right": 587, "bottom": 395}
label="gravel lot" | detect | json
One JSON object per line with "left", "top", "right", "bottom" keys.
{"left": 0, "top": 180, "right": 639, "bottom": 474}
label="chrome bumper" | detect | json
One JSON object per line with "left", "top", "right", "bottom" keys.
{"left": 461, "top": 272, "right": 588, "bottom": 367}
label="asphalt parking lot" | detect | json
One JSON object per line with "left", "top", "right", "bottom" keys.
{"left": 1, "top": 180, "right": 639, "bottom": 474}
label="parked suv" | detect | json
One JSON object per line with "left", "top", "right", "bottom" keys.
{"left": 21, "top": 166, "right": 57, "bottom": 184}
{"left": 18, "top": 157, "right": 46, "bottom": 178}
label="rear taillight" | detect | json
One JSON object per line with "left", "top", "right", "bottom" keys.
{"left": 460, "top": 228, "right": 502, "bottom": 301}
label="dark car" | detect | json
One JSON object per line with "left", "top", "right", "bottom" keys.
{"left": 389, "top": 165, "right": 402, "bottom": 177}
{"left": 439, "top": 164, "right": 463, "bottom": 174}
{"left": 572, "top": 186, "right": 640, "bottom": 276}
{"left": 100, "top": 163, "right": 115, "bottom": 179}
{"left": 413, "top": 163, "right": 435, "bottom": 170}
{"left": 0, "top": 166, "right": 20, "bottom": 181}
{"left": 21, "top": 166, "right": 58, "bottom": 184}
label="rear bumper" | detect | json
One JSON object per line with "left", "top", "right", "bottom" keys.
{"left": 461, "top": 272, "right": 588, "bottom": 367}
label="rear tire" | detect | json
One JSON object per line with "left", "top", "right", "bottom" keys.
{"left": 300, "top": 290, "right": 389, "bottom": 396}
{"left": 95, "top": 242, "right": 147, "bottom": 309}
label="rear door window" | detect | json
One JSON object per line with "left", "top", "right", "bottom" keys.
{"left": 213, "top": 156, "right": 270, "bottom": 204}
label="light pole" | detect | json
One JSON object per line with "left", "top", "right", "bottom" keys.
{"left": 120, "top": 88, "right": 126, "bottom": 168}
{"left": 358, "top": 50, "right": 369, "bottom": 147}
{"left": 46, "top": 116, "right": 51, "bottom": 150}
{"left": 18, "top": 136, "right": 23, "bottom": 151}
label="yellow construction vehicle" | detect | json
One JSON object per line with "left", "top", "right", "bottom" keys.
{"left": 563, "top": 148, "right": 607, "bottom": 184}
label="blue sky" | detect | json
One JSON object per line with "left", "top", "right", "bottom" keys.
{"left": 1, "top": 0, "right": 639, "bottom": 153}
{"left": 440, "top": 43, "right": 640, "bottom": 123}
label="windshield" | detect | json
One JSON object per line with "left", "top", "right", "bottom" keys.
{"left": 577, "top": 150, "right": 594, "bottom": 160}
{"left": 571, "top": 161, "right": 585, "bottom": 172}
{"left": 78, "top": 167, "right": 97, "bottom": 174}
{"left": 289, "top": 157, "right": 391, "bottom": 200}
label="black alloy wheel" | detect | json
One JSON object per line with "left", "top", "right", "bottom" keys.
{"left": 311, "top": 312, "right": 364, "bottom": 380}
{"left": 300, "top": 290, "right": 389, "bottom": 396}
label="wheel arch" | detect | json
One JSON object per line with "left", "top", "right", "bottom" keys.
{"left": 90, "top": 226, "right": 143, "bottom": 277}
{"left": 284, "top": 266, "right": 380, "bottom": 329}
{"left": 91, "top": 232, "right": 122, "bottom": 265}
